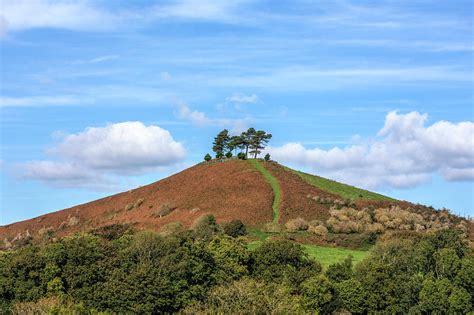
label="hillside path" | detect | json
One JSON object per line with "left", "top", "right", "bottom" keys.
{"left": 249, "top": 159, "right": 281, "bottom": 223}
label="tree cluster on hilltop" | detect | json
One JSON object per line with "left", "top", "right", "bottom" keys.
{"left": 206, "top": 128, "right": 272, "bottom": 161}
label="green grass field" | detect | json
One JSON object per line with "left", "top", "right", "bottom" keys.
{"left": 288, "top": 167, "right": 395, "bottom": 201}
{"left": 247, "top": 240, "right": 369, "bottom": 268}
{"left": 249, "top": 159, "right": 281, "bottom": 223}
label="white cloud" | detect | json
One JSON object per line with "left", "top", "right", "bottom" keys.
{"left": 152, "top": 0, "right": 248, "bottom": 23}
{"left": 21, "top": 122, "right": 186, "bottom": 188}
{"left": 266, "top": 111, "right": 474, "bottom": 189}
{"left": 0, "top": 0, "right": 117, "bottom": 34}
{"left": 226, "top": 93, "right": 258, "bottom": 104}
{"left": 0, "top": 95, "right": 83, "bottom": 107}
{"left": 176, "top": 101, "right": 252, "bottom": 133}
{"left": 88, "top": 55, "right": 120, "bottom": 64}
{"left": 0, "top": 0, "right": 252, "bottom": 36}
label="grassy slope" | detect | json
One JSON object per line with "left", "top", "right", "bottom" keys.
{"left": 247, "top": 240, "right": 368, "bottom": 268}
{"left": 287, "top": 167, "right": 395, "bottom": 201}
{"left": 249, "top": 159, "right": 281, "bottom": 223}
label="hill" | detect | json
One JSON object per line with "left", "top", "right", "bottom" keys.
{"left": 1, "top": 159, "right": 470, "bottom": 249}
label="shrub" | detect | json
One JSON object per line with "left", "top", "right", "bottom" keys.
{"left": 192, "top": 214, "right": 221, "bottom": 241}
{"left": 216, "top": 152, "right": 224, "bottom": 159}
{"left": 262, "top": 222, "right": 282, "bottom": 233}
{"left": 225, "top": 151, "right": 233, "bottom": 158}
{"left": 285, "top": 218, "right": 309, "bottom": 232}
{"left": 264, "top": 153, "right": 271, "bottom": 161}
{"left": 159, "top": 222, "right": 183, "bottom": 236}
{"left": 183, "top": 278, "right": 304, "bottom": 314}
{"left": 91, "top": 224, "right": 131, "bottom": 240}
{"left": 204, "top": 153, "right": 212, "bottom": 162}
{"left": 222, "top": 220, "right": 247, "bottom": 237}
{"left": 237, "top": 152, "right": 247, "bottom": 160}
{"left": 153, "top": 202, "right": 177, "bottom": 218}
{"left": 301, "top": 275, "right": 333, "bottom": 311}
{"left": 308, "top": 225, "right": 328, "bottom": 237}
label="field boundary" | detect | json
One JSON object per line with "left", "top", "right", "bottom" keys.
{"left": 249, "top": 159, "right": 281, "bottom": 223}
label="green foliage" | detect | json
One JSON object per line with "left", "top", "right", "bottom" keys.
{"left": 264, "top": 153, "right": 271, "bottom": 161}
{"left": 249, "top": 159, "right": 281, "bottom": 223}
{"left": 222, "top": 219, "right": 247, "bottom": 237}
{"left": 326, "top": 256, "right": 353, "bottom": 283}
{"left": 334, "top": 279, "right": 366, "bottom": 314}
{"left": 192, "top": 214, "right": 221, "bottom": 241}
{"left": 418, "top": 277, "right": 453, "bottom": 314}
{"left": 0, "top": 221, "right": 471, "bottom": 314}
{"left": 212, "top": 129, "right": 230, "bottom": 158}
{"left": 183, "top": 278, "right": 304, "bottom": 314}
{"left": 251, "top": 240, "right": 322, "bottom": 286}
{"left": 237, "top": 152, "right": 246, "bottom": 160}
{"left": 289, "top": 167, "right": 395, "bottom": 201}
{"left": 300, "top": 275, "right": 333, "bottom": 311}
{"left": 204, "top": 153, "right": 212, "bottom": 162}
{"left": 207, "top": 236, "right": 250, "bottom": 283}
{"left": 225, "top": 151, "right": 233, "bottom": 158}
{"left": 448, "top": 286, "right": 472, "bottom": 314}
{"left": 434, "top": 248, "right": 461, "bottom": 279}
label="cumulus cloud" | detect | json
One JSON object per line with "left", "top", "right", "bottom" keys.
{"left": 266, "top": 111, "right": 474, "bottom": 189}
{"left": 21, "top": 122, "right": 186, "bottom": 189}
{"left": 176, "top": 101, "right": 252, "bottom": 133}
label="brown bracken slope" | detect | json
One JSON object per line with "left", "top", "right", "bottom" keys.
{"left": 1, "top": 159, "right": 471, "bottom": 245}
{"left": 0, "top": 160, "right": 274, "bottom": 242}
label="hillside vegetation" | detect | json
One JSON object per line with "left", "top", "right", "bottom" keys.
{"left": 1, "top": 220, "right": 472, "bottom": 314}
{"left": 289, "top": 168, "right": 395, "bottom": 201}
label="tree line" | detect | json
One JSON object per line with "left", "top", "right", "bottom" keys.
{"left": 0, "top": 221, "right": 472, "bottom": 314}
{"left": 205, "top": 128, "right": 272, "bottom": 161}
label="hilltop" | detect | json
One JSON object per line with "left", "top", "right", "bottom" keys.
{"left": 2, "top": 159, "right": 470, "bottom": 249}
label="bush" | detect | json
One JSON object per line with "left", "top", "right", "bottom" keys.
{"left": 216, "top": 152, "right": 224, "bottom": 159}
{"left": 237, "top": 152, "right": 247, "bottom": 160}
{"left": 308, "top": 224, "right": 328, "bottom": 237}
{"left": 264, "top": 153, "right": 271, "bottom": 161}
{"left": 262, "top": 222, "right": 282, "bottom": 233}
{"left": 192, "top": 214, "right": 221, "bottom": 241}
{"left": 153, "top": 202, "right": 176, "bottom": 218}
{"left": 285, "top": 218, "right": 309, "bottom": 232}
{"left": 91, "top": 224, "right": 131, "bottom": 240}
{"left": 204, "top": 153, "right": 212, "bottom": 162}
{"left": 159, "top": 222, "right": 183, "bottom": 236}
{"left": 222, "top": 220, "right": 247, "bottom": 237}
{"left": 183, "top": 278, "right": 304, "bottom": 314}
{"left": 301, "top": 275, "right": 333, "bottom": 311}
{"left": 225, "top": 151, "right": 233, "bottom": 158}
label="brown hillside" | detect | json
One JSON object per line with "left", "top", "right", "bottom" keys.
{"left": 1, "top": 160, "right": 273, "bottom": 243}
{"left": 1, "top": 159, "right": 471, "bottom": 247}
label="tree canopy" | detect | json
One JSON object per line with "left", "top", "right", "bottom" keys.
{"left": 210, "top": 128, "right": 272, "bottom": 159}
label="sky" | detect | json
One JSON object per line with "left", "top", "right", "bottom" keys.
{"left": 0, "top": 0, "right": 473, "bottom": 225}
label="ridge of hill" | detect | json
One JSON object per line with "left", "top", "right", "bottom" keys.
{"left": 1, "top": 159, "right": 470, "bottom": 249}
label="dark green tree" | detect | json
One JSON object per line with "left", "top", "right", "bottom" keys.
{"left": 204, "top": 153, "right": 212, "bottom": 162}
{"left": 222, "top": 220, "right": 247, "bottom": 238}
{"left": 249, "top": 130, "right": 272, "bottom": 158}
{"left": 240, "top": 128, "right": 256, "bottom": 158}
{"left": 228, "top": 135, "right": 244, "bottom": 155}
{"left": 212, "top": 129, "right": 230, "bottom": 159}
{"left": 264, "top": 153, "right": 271, "bottom": 161}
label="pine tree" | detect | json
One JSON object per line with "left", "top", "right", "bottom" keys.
{"left": 241, "top": 128, "right": 256, "bottom": 159}
{"left": 213, "top": 129, "right": 230, "bottom": 158}
{"left": 249, "top": 130, "right": 272, "bottom": 158}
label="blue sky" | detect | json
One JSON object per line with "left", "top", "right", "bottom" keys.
{"left": 0, "top": 0, "right": 473, "bottom": 225}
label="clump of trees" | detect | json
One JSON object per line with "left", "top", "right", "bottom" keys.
{"left": 204, "top": 128, "right": 272, "bottom": 161}
{"left": 1, "top": 222, "right": 472, "bottom": 314}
